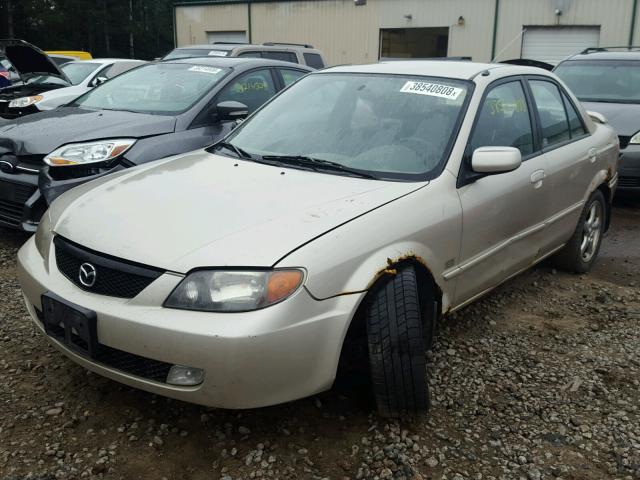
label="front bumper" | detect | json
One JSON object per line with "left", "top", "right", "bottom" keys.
{"left": 617, "top": 145, "right": 640, "bottom": 192}
{"left": 17, "top": 237, "right": 363, "bottom": 409}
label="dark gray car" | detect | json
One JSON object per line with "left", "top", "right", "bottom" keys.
{"left": 0, "top": 57, "right": 312, "bottom": 231}
{"left": 555, "top": 48, "right": 640, "bottom": 194}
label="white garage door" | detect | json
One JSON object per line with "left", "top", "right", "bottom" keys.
{"left": 207, "top": 31, "right": 247, "bottom": 44}
{"left": 522, "top": 26, "right": 600, "bottom": 65}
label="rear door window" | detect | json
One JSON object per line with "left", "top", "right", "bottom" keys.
{"left": 529, "top": 80, "right": 571, "bottom": 147}
{"left": 561, "top": 92, "right": 587, "bottom": 138}
{"left": 469, "top": 81, "right": 534, "bottom": 156}
{"left": 237, "top": 51, "right": 263, "bottom": 58}
{"left": 217, "top": 69, "right": 277, "bottom": 112}
{"left": 279, "top": 68, "right": 307, "bottom": 87}
{"left": 262, "top": 51, "right": 298, "bottom": 63}
{"left": 303, "top": 53, "right": 325, "bottom": 69}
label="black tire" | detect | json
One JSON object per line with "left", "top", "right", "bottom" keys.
{"left": 365, "top": 266, "right": 430, "bottom": 418}
{"left": 553, "top": 190, "right": 606, "bottom": 273}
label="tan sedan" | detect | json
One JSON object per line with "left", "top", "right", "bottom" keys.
{"left": 18, "top": 61, "right": 618, "bottom": 417}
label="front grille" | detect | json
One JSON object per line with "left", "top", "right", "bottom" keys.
{"left": 35, "top": 308, "right": 172, "bottom": 382}
{"left": 0, "top": 182, "right": 36, "bottom": 226}
{"left": 0, "top": 199, "right": 24, "bottom": 226}
{"left": 618, "top": 176, "right": 640, "bottom": 188}
{"left": 619, "top": 136, "right": 631, "bottom": 150}
{"left": 54, "top": 236, "right": 164, "bottom": 298}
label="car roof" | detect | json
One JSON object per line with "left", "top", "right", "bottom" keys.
{"left": 561, "top": 50, "right": 640, "bottom": 62}
{"left": 173, "top": 43, "right": 314, "bottom": 52}
{"left": 322, "top": 60, "right": 540, "bottom": 80}
{"left": 161, "top": 56, "right": 314, "bottom": 70}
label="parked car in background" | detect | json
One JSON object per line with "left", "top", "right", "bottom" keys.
{"left": 554, "top": 47, "right": 640, "bottom": 194}
{"left": 5, "top": 59, "right": 146, "bottom": 116}
{"left": 45, "top": 51, "right": 93, "bottom": 61}
{"left": 0, "top": 57, "right": 312, "bottom": 231}
{"left": 0, "top": 40, "right": 71, "bottom": 119}
{"left": 17, "top": 61, "right": 618, "bottom": 417}
{"left": 164, "top": 42, "right": 327, "bottom": 68}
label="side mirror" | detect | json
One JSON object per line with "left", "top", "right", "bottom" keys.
{"left": 586, "top": 110, "right": 607, "bottom": 124}
{"left": 215, "top": 101, "right": 249, "bottom": 122}
{"left": 91, "top": 76, "right": 108, "bottom": 87}
{"left": 471, "top": 146, "right": 521, "bottom": 174}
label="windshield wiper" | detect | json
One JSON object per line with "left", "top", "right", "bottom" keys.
{"left": 214, "top": 141, "right": 253, "bottom": 160}
{"left": 261, "top": 155, "right": 377, "bottom": 179}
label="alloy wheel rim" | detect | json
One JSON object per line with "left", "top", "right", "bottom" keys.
{"left": 580, "top": 201, "right": 602, "bottom": 263}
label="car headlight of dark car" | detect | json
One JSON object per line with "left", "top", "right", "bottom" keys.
{"left": 44, "top": 139, "right": 136, "bottom": 166}
{"left": 164, "top": 269, "right": 305, "bottom": 312}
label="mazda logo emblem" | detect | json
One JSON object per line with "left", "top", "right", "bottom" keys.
{"left": 78, "top": 263, "right": 97, "bottom": 288}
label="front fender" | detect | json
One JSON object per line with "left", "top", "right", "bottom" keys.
{"left": 275, "top": 173, "right": 462, "bottom": 311}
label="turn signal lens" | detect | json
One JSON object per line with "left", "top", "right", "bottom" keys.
{"left": 267, "top": 270, "right": 303, "bottom": 303}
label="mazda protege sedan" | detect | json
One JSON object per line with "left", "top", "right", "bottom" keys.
{"left": 18, "top": 61, "right": 618, "bottom": 417}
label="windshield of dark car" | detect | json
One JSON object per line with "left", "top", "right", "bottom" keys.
{"left": 554, "top": 60, "right": 640, "bottom": 103}
{"left": 164, "top": 48, "right": 229, "bottom": 59}
{"left": 226, "top": 73, "right": 470, "bottom": 180}
{"left": 71, "top": 62, "right": 228, "bottom": 114}
{"left": 61, "top": 62, "right": 100, "bottom": 85}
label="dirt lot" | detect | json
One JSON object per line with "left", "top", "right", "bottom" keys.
{"left": 1, "top": 199, "right": 639, "bottom": 480}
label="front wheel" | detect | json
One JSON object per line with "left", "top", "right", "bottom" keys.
{"left": 553, "top": 190, "right": 606, "bottom": 273}
{"left": 365, "top": 266, "right": 430, "bottom": 418}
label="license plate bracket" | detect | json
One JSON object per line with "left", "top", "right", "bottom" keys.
{"left": 41, "top": 292, "right": 98, "bottom": 358}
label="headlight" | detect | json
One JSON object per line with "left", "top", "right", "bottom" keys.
{"left": 8, "top": 95, "right": 42, "bottom": 108}
{"left": 629, "top": 132, "right": 640, "bottom": 145}
{"left": 164, "top": 269, "right": 304, "bottom": 312}
{"left": 44, "top": 139, "right": 136, "bottom": 166}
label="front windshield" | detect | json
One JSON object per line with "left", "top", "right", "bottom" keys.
{"left": 555, "top": 60, "right": 640, "bottom": 103}
{"left": 226, "top": 73, "right": 470, "bottom": 180}
{"left": 72, "top": 62, "right": 228, "bottom": 114}
{"left": 61, "top": 62, "right": 100, "bottom": 85}
{"left": 164, "top": 48, "right": 229, "bottom": 59}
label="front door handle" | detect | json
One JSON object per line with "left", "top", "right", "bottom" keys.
{"left": 588, "top": 148, "right": 598, "bottom": 163}
{"left": 530, "top": 169, "right": 546, "bottom": 188}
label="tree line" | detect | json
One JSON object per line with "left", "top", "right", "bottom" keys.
{"left": 0, "top": 0, "right": 176, "bottom": 60}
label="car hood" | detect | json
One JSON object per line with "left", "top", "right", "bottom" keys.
{"left": 51, "top": 151, "right": 425, "bottom": 272}
{"left": 0, "top": 107, "right": 176, "bottom": 156}
{"left": 0, "top": 39, "right": 69, "bottom": 82}
{"left": 581, "top": 101, "right": 640, "bottom": 136}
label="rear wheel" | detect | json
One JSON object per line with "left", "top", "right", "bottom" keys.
{"left": 365, "top": 266, "right": 430, "bottom": 418}
{"left": 553, "top": 190, "right": 606, "bottom": 273}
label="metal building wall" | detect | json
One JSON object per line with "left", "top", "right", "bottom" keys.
{"left": 175, "top": 3, "right": 248, "bottom": 46}
{"left": 175, "top": 0, "right": 640, "bottom": 65}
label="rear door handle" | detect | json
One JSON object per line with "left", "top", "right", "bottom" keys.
{"left": 530, "top": 169, "right": 546, "bottom": 188}
{"left": 588, "top": 148, "right": 598, "bottom": 163}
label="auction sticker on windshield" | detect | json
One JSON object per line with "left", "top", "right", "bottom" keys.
{"left": 400, "top": 81, "right": 463, "bottom": 100}
{"left": 189, "top": 66, "right": 222, "bottom": 75}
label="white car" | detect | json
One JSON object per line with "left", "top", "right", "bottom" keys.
{"left": 9, "top": 58, "right": 145, "bottom": 112}
{"left": 18, "top": 61, "right": 618, "bottom": 417}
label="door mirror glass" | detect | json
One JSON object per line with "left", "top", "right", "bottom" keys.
{"left": 91, "top": 76, "right": 108, "bottom": 87}
{"left": 471, "top": 146, "right": 521, "bottom": 174}
{"left": 215, "top": 101, "right": 249, "bottom": 121}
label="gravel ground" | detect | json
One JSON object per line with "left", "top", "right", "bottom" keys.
{"left": 1, "top": 199, "right": 639, "bottom": 480}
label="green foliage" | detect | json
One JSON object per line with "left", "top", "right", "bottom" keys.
{"left": 0, "top": 0, "right": 175, "bottom": 60}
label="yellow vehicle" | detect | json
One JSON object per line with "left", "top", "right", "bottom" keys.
{"left": 45, "top": 50, "right": 92, "bottom": 60}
